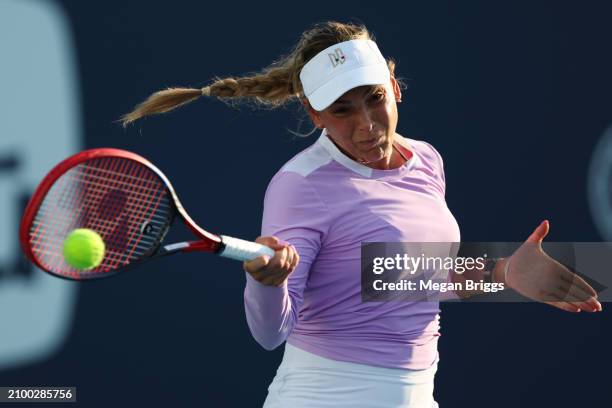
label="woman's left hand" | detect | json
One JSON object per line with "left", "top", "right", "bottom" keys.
{"left": 504, "top": 220, "right": 602, "bottom": 313}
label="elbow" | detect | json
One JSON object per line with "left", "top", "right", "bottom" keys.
{"left": 251, "top": 327, "right": 291, "bottom": 351}
{"left": 258, "top": 338, "right": 284, "bottom": 351}
{"left": 244, "top": 293, "right": 297, "bottom": 352}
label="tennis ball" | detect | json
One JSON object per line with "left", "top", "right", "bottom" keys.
{"left": 62, "top": 228, "right": 106, "bottom": 270}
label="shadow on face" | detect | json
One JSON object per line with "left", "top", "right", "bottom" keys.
{"left": 302, "top": 77, "right": 403, "bottom": 168}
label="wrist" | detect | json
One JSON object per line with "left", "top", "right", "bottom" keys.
{"left": 492, "top": 257, "right": 510, "bottom": 286}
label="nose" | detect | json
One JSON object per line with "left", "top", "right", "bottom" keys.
{"left": 355, "top": 107, "right": 373, "bottom": 132}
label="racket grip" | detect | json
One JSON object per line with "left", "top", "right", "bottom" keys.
{"left": 218, "top": 235, "right": 275, "bottom": 262}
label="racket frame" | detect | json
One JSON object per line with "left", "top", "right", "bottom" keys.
{"left": 20, "top": 148, "right": 230, "bottom": 280}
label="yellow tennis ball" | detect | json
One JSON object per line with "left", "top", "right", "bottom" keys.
{"left": 62, "top": 228, "right": 106, "bottom": 270}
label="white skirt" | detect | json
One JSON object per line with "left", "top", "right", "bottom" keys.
{"left": 263, "top": 343, "right": 439, "bottom": 408}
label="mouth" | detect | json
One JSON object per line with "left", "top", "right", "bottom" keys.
{"left": 356, "top": 135, "right": 383, "bottom": 149}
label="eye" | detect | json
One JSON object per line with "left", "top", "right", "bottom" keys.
{"left": 331, "top": 107, "right": 350, "bottom": 115}
{"left": 370, "top": 92, "right": 385, "bottom": 102}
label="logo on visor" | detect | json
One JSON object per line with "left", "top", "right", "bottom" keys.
{"left": 328, "top": 48, "right": 346, "bottom": 67}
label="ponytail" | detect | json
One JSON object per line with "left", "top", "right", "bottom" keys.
{"left": 120, "top": 21, "right": 399, "bottom": 128}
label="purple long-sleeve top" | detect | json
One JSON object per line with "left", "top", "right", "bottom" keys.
{"left": 244, "top": 129, "right": 461, "bottom": 370}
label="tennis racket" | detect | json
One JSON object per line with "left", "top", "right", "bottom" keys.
{"left": 19, "top": 148, "right": 274, "bottom": 280}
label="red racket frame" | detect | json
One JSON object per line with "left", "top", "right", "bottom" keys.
{"left": 20, "top": 148, "right": 224, "bottom": 277}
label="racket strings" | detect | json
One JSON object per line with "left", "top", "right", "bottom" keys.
{"left": 31, "top": 158, "right": 124, "bottom": 276}
{"left": 28, "top": 157, "right": 173, "bottom": 278}
{"left": 49, "top": 160, "right": 162, "bottom": 274}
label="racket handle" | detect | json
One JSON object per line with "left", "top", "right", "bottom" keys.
{"left": 218, "top": 235, "right": 275, "bottom": 262}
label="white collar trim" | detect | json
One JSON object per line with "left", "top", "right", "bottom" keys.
{"left": 317, "top": 129, "right": 373, "bottom": 177}
{"left": 316, "top": 129, "right": 415, "bottom": 178}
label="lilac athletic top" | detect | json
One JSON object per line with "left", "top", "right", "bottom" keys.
{"left": 244, "top": 129, "right": 461, "bottom": 370}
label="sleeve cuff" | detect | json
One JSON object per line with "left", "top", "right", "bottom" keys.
{"left": 245, "top": 270, "right": 288, "bottom": 295}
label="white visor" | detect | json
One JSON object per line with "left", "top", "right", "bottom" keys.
{"left": 299, "top": 39, "right": 390, "bottom": 111}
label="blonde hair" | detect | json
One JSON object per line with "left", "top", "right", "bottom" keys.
{"left": 120, "top": 21, "right": 400, "bottom": 127}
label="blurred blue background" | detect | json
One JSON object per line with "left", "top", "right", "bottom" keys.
{"left": 0, "top": 0, "right": 610, "bottom": 406}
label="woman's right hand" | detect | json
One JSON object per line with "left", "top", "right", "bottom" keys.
{"left": 243, "top": 236, "right": 300, "bottom": 287}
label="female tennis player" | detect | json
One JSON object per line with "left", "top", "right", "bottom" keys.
{"left": 121, "top": 21, "right": 602, "bottom": 408}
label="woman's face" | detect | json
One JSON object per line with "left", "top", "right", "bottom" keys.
{"left": 306, "top": 76, "right": 402, "bottom": 169}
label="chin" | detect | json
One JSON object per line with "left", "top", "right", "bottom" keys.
{"left": 358, "top": 149, "right": 386, "bottom": 164}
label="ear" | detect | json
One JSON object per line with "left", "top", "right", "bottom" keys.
{"left": 390, "top": 76, "right": 402, "bottom": 103}
{"left": 302, "top": 98, "right": 324, "bottom": 129}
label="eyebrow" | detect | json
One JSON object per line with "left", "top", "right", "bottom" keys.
{"left": 331, "top": 86, "right": 385, "bottom": 105}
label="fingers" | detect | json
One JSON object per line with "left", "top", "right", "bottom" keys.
{"left": 260, "top": 245, "right": 294, "bottom": 287}
{"left": 545, "top": 282, "right": 600, "bottom": 312}
{"left": 280, "top": 246, "right": 299, "bottom": 282}
{"left": 243, "top": 254, "right": 270, "bottom": 274}
{"left": 545, "top": 301, "right": 581, "bottom": 313}
{"left": 559, "top": 270, "right": 597, "bottom": 298}
{"left": 244, "top": 236, "right": 300, "bottom": 287}
{"left": 254, "top": 236, "right": 285, "bottom": 250}
{"left": 525, "top": 220, "right": 550, "bottom": 244}
{"left": 267, "top": 245, "right": 290, "bottom": 271}
{"left": 289, "top": 245, "right": 300, "bottom": 272}
{"left": 535, "top": 258, "right": 601, "bottom": 312}
{"left": 555, "top": 268, "right": 601, "bottom": 312}
{"left": 555, "top": 284, "right": 601, "bottom": 312}
{"left": 545, "top": 288, "right": 602, "bottom": 313}
{"left": 553, "top": 290, "right": 597, "bottom": 312}
{"left": 255, "top": 236, "right": 295, "bottom": 257}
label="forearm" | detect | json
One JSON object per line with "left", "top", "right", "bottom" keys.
{"left": 243, "top": 272, "right": 297, "bottom": 350}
